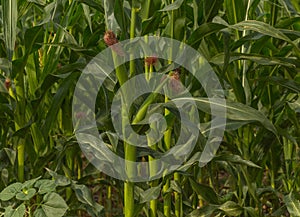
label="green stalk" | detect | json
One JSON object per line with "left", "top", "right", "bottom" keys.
{"left": 132, "top": 78, "right": 169, "bottom": 124}
{"left": 124, "top": 3, "right": 138, "bottom": 217}
{"left": 145, "top": 63, "right": 149, "bottom": 80}
{"left": 145, "top": 0, "right": 151, "bottom": 20}
{"left": 170, "top": 2, "right": 183, "bottom": 216}
{"left": 283, "top": 137, "right": 293, "bottom": 191}
{"left": 241, "top": 0, "right": 251, "bottom": 105}
{"left": 17, "top": 139, "right": 25, "bottom": 182}
{"left": 124, "top": 144, "right": 136, "bottom": 217}
{"left": 108, "top": 31, "right": 133, "bottom": 217}
{"left": 115, "top": 61, "right": 136, "bottom": 217}
{"left": 129, "top": 6, "right": 138, "bottom": 77}
{"left": 149, "top": 142, "right": 158, "bottom": 217}
{"left": 65, "top": 148, "right": 75, "bottom": 200}
{"left": 7, "top": 0, "right": 26, "bottom": 181}
{"left": 149, "top": 64, "right": 154, "bottom": 80}
{"left": 148, "top": 64, "right": 158, "bottom": 217}
{"left": 116, "top": 58, "right": 136, "bottom": 216}
{"left": 106, "top": 185, "right": 112, "bottom": 217}
{"left": 174, "top": 173, "right": 182, "bottom": 217}
{"left": 15, "top": 65, "right": 26, "bottom": 182}
{"left": 198, "top": 170, "right": 203, "bottom": 208}
{"left": 144, "top": 35, "right": 151, "bottom": 81}
{"left": 62, "top": 97, "right": 75, "bottom": 199}
{"left": 112, "top": 52, "right": 128, "bottom": 85}
{"left": 163, "top": 1, "right": 175, "bottom": 215}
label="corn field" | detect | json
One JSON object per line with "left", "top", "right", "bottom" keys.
{"left": 0, "top": 0, "right": 300, "bottom": 216}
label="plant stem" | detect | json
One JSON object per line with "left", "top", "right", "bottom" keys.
{"left": 106, "top": 185, "right": 112, "bottom": 217}
{"left": 124, "top": 143, "right": 136, "bottom": 216}
{"left": 163, "top": 96, "right": 172, "bottom": 217}
{"left": 148, "top": 64, "right": 158, "bottom": 217}
{"left": 124, "top": 3, "right": 138, "bottom": 216}
{"left": 15, "top": 67, "right": 26, "bottom": 182}
{"left": 174, "top": 173, "right": 182, "bottom": 217}
{"left": 163, "top": 1, "right": 175, "bottom": 216}
{"left": 109, "top": 31, "right": 134, "bottom": 217}
{"left": 132, "top": 78, "right": 168, "bottom": 124}
{"left": 149, "top": 148, "right": 158, "bottom": 217}
{"left": 17, "top": 139, "right": 25, "bottom": 182}
{"left": 145, "top": 0, "right": 151, "bottom": 20}
{"left": 129, "top": 7, "right": 137, "bottom": 77}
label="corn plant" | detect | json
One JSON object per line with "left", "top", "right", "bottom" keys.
{"left": 0, "top": 0, "right": 300, "bottom": 216}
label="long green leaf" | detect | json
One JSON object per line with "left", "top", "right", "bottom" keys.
{"left": 42, "top": 72, "right": 80, "bottom": 136}
{"left": 170, "top": 97, "right": 277, "bottom": 135}
{"left": 187, "top": 23, "right": 227, "bottom": 47}
{"left": 189, "top": 178, "right": 220, "bottom": 204}
{"left": 139, "top": 184, "right": 162, "bottom": 203}
{"left": 213, "top": 154, "right": 261, "bottom": 168}
{"left": 1, "top": 0, "right": 17, "bottom": 62}
{"left": 81, "top": 3, "right": 93, "bottom": 33}
{"left": 218, "top": 201, "right": 243, "bottom": 216}
{"left": 229, "top": 20, "right": 300, "bottom": 53}
{"left": 159, "top": 0, "right": 184, "bottom": 11}
{"left": 225, "top": 0, "right": 245, "bottom": 24}
{"left": 230, "top": 20, "right": 291, "bottom": 41}
{"left": 210, "top": 52, "right": 296, "bottom": 68}
{"left": 267, "top": 76, "right": 300, "bottom": 93}
{"left": 77, "top": 0, "right": 104, "bottom": 13}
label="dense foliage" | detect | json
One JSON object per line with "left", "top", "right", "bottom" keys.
{"left": 0, "top": 0, "right": 299, "bottom": 216}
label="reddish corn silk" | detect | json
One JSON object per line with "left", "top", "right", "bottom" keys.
{"left": 103, "top": 30, "right": 125, "bottom": 56}
{"left": 169, "top": 69, "right": 182, "bottom": 94}
{"left": 5, "top": 78, "right": 11, "bottom": 90}
{"left": 104, "top": 30, "right": 118, "bottom": 46}
{"left": 145, "top": 56, "right": 158, "bottom": 66}
{"left": 75, "top": 112, "right": 86, "bottom": 119}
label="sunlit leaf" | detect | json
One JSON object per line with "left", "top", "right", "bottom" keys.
{"left": 139, "top": 184, "right": 162, "bottom": 203}
{"left": 160, "top": 0, "right": 184, "bottom": 12}
{"left": 284, "top": 192, "right": 300, "bottom": 216}
{"left": 0, "top": 183, "right": 22, "bottom": 201}
{"left": 4, "top": 204, "right": 26, "bottom": 217}
{"left": 33, "top": 192, "right": 68, "bottom": 217}
{"left": 1, "top": 0, "right": 17, "bottom": 62}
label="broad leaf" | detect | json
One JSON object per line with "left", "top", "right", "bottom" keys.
{"left": 187, "top": 204, "right": 219, "bottom": 217}
{"left": 284, "top": 192, "right": 300, "bottom": 216}
{"left": 46, "top": 169, "right": 71, "bottom": 186}
{"left": 0, "top": 183, "right": 22, "bottom": 201}
{"left": 4, "top": 204, "right": 26, "bottom": 217}
{"left": 22, "top": 176, "right": 41, "bottom": 189}
{"left": 16, "top": 188, "right": 36, "bottom": 200}
{"left": 218, "top": 201, "right": 243, "bottom": 216}
{"left": 72, "top": 184, "right": 94, "bottom": 206}
{"left": 35, "top": 179, "right": 57, "bottom": 194}
{"left": 33, "top": 192, "right": 68, "bottom": 217}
